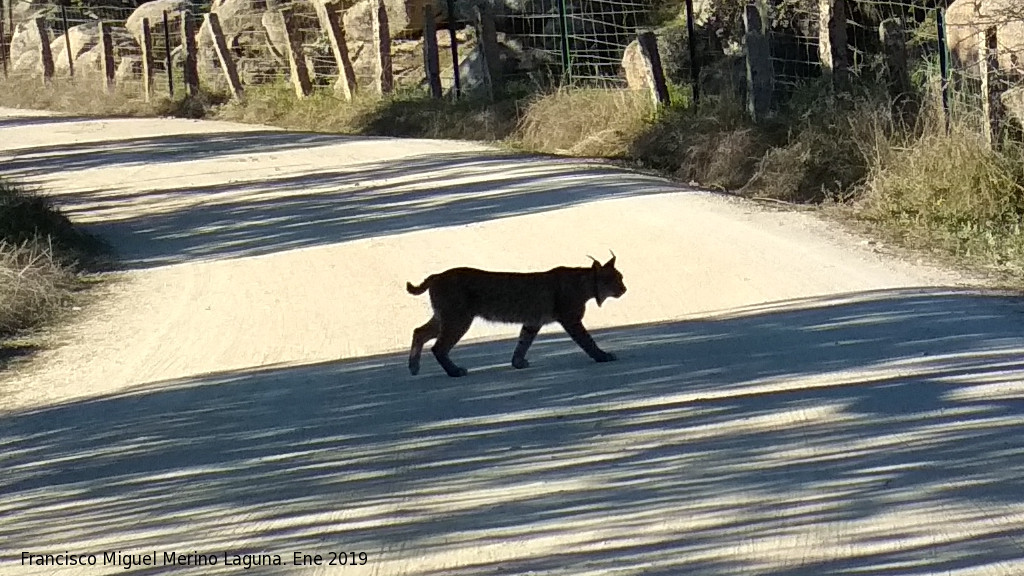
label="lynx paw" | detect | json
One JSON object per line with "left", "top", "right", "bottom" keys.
{"left": 511, "top": 357, "right": 530, "bottom": 369}
{"left": 409, "top": 359, "right": 420, "bottom": 375}
{"left": 446, "top": 367, "right": 469, "bottom": 378}
{"left": 595, "top": 352, "right": 617, "bottom": 363}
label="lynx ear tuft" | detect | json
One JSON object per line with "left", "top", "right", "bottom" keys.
{"left": 605, "top": 249, "right": 616, "bottom": 268}
{"left": 588, "top": 254, "right": 600, "bottom": 268}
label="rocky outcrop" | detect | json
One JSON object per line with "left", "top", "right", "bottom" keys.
{"left": 945, "top": 0, "right": 1024, "bottom": 74}
{"left": 197, "top": 0, "right": 274, "bottom": 85}
{"left": 66, "top": 25, "right": 142, "bottom": 78}
{"left": 49, "top": 21, "right": 101, "bottom": 75}
{"left": 1003, "top": 85, "right": 1024, "bottom": 127}
{"left": 125, "top": 0, "right": 190, "bottom": 48}
{"left": 9, "top": 0, "right": 54, "bottom": 32}
{"left": 10, "top": 18, "right": 52, "bottom": 74}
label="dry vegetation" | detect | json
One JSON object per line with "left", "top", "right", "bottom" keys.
{"left": 0, "top": 179, "right": 108, "bottom": 364}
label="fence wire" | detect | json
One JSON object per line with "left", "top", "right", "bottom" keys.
{"left": 0, "top": 0, "right": 656, "bottom": 100}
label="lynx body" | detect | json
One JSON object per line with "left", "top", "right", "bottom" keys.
{"left": 407, "top": 254, "right": 626, "bottom": 377}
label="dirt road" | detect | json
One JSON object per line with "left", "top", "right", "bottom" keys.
{"left": 1, "top": 108, "right": 1023, "bottom": 575}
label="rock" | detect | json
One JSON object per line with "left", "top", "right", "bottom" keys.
{"left": 9, "top": 0, "right": 54, "bottom": 32}
{"left": 1002, "top": 86, "right": 1024, "bottom": 127}
{"left": 116, "top": 55, "right": 144, "bottom": 83}
{"left": 622, "top": 36, "right": 668, "bottom": 103}
{"left": 197, "top": 0, "right": 274, "bottom": 86}
{"left": 125, "top": 0, "right": 190, "bottom": 48}
{"left": 342, "top": 0, "right": 440, "bottom": 45}
{"left": 945, "top": 0, "right": 1024, "bottom": 74}
{"left": 73, "top": 26, "right": 142, "bottom": 78}
{"left": 10, "top": 19, "right": 53, "bottom": 74}
{"left": 261, "top": 0, "right": 319, "bottom": 64}
{"left": 49, "top": 21, "right": 101, "bottom": 76}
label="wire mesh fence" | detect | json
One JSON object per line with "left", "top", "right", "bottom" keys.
{"left": 1, "top": 0, "right": 1023, "bottom": 140}
{"left": 0, "top": 0, "right": 663, "bottom": 102}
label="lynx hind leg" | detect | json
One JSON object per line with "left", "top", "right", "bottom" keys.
{"left": 432, "top": 316, "right": 473, "bottom": 377}
{"left": 511, "top": 325, "right": 541, "bottom": 369}
{"left": 409, "top": 317, "right": 440, "bottom": 375}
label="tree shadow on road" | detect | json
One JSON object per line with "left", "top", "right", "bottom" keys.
{"left": 57, "top": 151, "right": 681, "bottom": 269}
{"left": 0, "top": 129, "right": 390, "bottom": 175}
{"left": 0, "top": 120, "right": 686, "bottom": 270}
{"left": 2, "top": 288, "right": 1023, "bottom": 575}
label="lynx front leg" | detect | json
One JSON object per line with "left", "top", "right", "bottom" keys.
{"left": 511, "top": 325, "right": 541, "bottom": 369}
{"left": 409, "top": 317, "right": 440, "bottom": 375}
{"left": 432, "top": 317, "right": 473, "bottom": 377}
{"left": 559, "top": 320, "right": 616, "bottom": 363}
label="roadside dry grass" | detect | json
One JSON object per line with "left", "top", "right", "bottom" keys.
{"left": 517, "top": 87, "right": 656, "bottom": 157}
{"left": 215, "top": 82, "right": 521, "bottom": 141}
{"left": 0, "top": 179, "right": 109, "bottom": 366}
{"left": 0, "top": 75, "right": 222, "bottom": 119}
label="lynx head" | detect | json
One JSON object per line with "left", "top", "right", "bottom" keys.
{"left": 589, "top": 251, "right": 627, "bottom": 307}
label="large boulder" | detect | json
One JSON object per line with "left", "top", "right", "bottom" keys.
{"left": 1003, "top": 85, "right": 1024, "bottom": 127}
{"left": 261, "top": 0, "right": 319, "bottom": 63}
{"left": 340, "top": 0, "right": 444, "bottom": 85}
{"left": 197, "top": 0, "right": 276, "bottom": 86}
{"left": 9, "top": 0, "right": 54, "bottom": 32}
{"left": 261, "top": 2, "right": 338, "bottom": 84}
{"left": 10, "top": 19, "right": 53, "bottom": 74}
{"left": 125, "top": 0, "right": 190, "bottom": 48}
{"left": 945, "top": 0, "right": 1024, "bottom": 74}
{"left": 342, "top": 0, "right": 439, "bottom": 43}
{"left": 49, "top": 21, "right": 101, "bottom": 76}
{"left": 72, "top": 26, "right": 142, "bottom": 78}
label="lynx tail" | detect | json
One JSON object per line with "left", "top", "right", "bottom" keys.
{"left": 406, "top": 277, "right": 432, "bottom": 295}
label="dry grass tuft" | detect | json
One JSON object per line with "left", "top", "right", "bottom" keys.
{"left": 0, "top": 239, "right": 78, "bottom": 337}
{"left": 0, "top": 75, "right": 216, "bottom": 118}
{"left": 856, "top": 121, "right": 1024, "bottom": 266}
{"left": 215, "top": 82, "right": 520, "bottom": 141}
{"left": 0, "top": 179, "right": 107, "bottom": 350}
{"left": 517, "top": 87, "right": 656, "bottom": 157}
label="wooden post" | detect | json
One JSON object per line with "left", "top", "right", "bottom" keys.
{"left": 141, "top": 18, "right": 155, "bottom": 101}
{"left": 34, "top": 18, "right": 54, "bottom": 85}
{"left": 818, "top": 0, "right": 847, "bottom": 90}
{"left": 422, "top": 2, "right": 441, "bottom": 98}
{"left": 0, "top": 15, "right": 7, "bottom": 80}
{"left": 980, "top": 26, "right": 1004, "bottom": 149}
{"left": 636, "top": 30, "right": 670, "bottom": 107}
{"left": 444, "top": 0, "right": 460, "bottom": 98}
{"left": 743, "top": 0, "right": 771, "bottom": 121}
{"left": 879, "top": 19, "right": 910, "bottom": 108}
{"left": 313, "top": 0, "right": 356, "bottom": 100}
{"left": 474, "top": 2, "right": 500, "bottom": 98}
{"left": 279, "top": 7, "right": 312, "bottom": 98}
{"left": 204, "top": 12, "right": 244, "bottom": 99}
{"left": 180, "top": 10, "right": 199, "bottom": 97}
{"left": 684, "top": 0, "right": 699, "bottom": 103}
{"left": 60, "top": 5, "right": 74, "bottom": 77}
{"left": 163, "top": 10, "right": 174, "bottom": 96}
{"left": 100, "top": 21, "right": 116, "bottom": 92}
{"left": 371, "top": 0, "right": 393, "bottom": 95}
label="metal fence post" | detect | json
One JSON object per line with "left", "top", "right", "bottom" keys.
{"left": 556, "top": 0, "right": 571, "bottom": 84}
{"left": 61, "top": 5, "right": 74, "bottom": 77}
